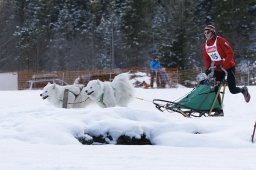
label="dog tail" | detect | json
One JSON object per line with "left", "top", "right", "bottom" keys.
{"left": 112, "top": 73, "right": 134, "bottom": 106}
{"left": 73, "top": 77, "right": 81, "bottom": 85}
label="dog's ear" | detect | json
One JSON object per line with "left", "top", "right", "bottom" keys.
{"left": 47, "top": 82, "right": 51, "bottom": 85}
{"left": 97, "top": 79, "right": 101, "bottom": 85}
{"left": 52, "top": 83, "right": 56, "bottom": 89}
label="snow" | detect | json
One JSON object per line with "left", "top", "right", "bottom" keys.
{"left": 0, "top": 86, "right": 256, "bottom": 170}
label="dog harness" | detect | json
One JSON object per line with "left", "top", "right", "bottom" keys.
{"left": 98, "top": 93, "right": 107, "bottom": 107}
{"left": 66, "top": 86, "right": 84, "bottom": 99}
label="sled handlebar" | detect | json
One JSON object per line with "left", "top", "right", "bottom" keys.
{"left": 208, "top": 63, "right": 228, "bottom": 81}
{"left": 220, "top": 66, "right": 228, "bottom": 80}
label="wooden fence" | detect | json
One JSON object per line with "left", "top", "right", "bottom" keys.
{"left": 18, "top": 68, "right": 149, "bottom": 90}
{"left": 17, "top": 67, "right": 254, "bottom": 90}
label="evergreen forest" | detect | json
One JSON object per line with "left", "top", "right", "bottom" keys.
{"left": 0, "top": 0, "right": 255, "bottom": 71}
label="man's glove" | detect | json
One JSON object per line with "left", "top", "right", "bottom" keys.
{"left": 216, "top": 64, "right": 223, "bottom": 69}
{"left": 205, "top": 68, "right": 211, "bottom": 75}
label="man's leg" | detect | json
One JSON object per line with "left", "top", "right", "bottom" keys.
{"left": 150, "top": 71, "right": 155, "bottom": 88}
{"left": 227, "top": 68, "right": 242, "bottom": 94}
{"left": 227, "top": 67, "right": 250, "bottom": 102}
{"left": 156, "top": 72, "right": 161, "bottom": 88}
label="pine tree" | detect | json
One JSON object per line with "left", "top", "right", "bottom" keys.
{"left": 0, "top": 0, "right": 255, "bottom": 71}
{"left": 119, "top": 0, "right": 152, "bottom": 67}
{"left": 210, "top": 0, "right": 256, "bottom": 63}
{"left": 0, "top": 0, "right": 19, "bottom": 70}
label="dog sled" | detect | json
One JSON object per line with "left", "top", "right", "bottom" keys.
{"left": 153, "top": 65, "right": 227, "bottom": 117}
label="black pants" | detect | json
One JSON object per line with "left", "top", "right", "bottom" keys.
{"left": 150, "top": 71, "right": 160, "bottom": 88}
{"left": 214, "top": 67, "right": 242, "bottom": 94}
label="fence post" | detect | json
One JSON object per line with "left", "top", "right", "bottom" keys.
{"left": 62, "top": 72, "right": 65, "bottom": 85}
{"left": 247, "top": 66, "right": 250, "bottom": 86}
{"left": 62, "top": 89, "right": 69, "bottom": 108}
{"left": 177, "top": 68, "right": 179, "bottom": 85}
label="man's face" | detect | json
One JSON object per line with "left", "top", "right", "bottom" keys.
{"left": 204, "top": 30, "right": 213, "bottom": 40}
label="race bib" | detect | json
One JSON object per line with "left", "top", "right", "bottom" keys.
{"left": 208, "top": 52, "right": 222, "bottom": 61}
{"left": 205, "top": 37, "right": 222, "bottom": 61}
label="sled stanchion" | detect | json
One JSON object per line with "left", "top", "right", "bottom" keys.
{"left": 220, "top": 66, "right": 227, "bottom": 109}
{"left": 209, "top": 65, "right": 227, "bottom": 115}
{"left": 221, "top": 84, "right": 226, "bottom": 109}
{"left": 252, "top": 122, "right": 256, "bottom": 143}
{"left": 208, "top": 84, "right": 222, "bottom": 116}
{"left": 62, "top": 89, "right": 69, "bottom": 108}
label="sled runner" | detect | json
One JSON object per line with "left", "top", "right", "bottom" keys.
{"left": 153, "top": 65, "right": 227, "bottom": 117}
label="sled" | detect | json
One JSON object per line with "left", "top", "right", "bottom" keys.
{"left": 153, "top": 65, "right": 227, "bottom": 117}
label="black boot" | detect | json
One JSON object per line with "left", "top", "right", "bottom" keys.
{"left": 212, "top": 109, "right": 224, "bottom": 117}
{"left": 241, "top": 87, "right": 250, "bottom": 103}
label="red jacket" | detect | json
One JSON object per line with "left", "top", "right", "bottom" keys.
{"left": 203, "top": 36, "right": 235, "bottom": 71}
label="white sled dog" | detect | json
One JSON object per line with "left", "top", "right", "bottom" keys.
{"left": 84, "top": 73, "right": 134, "bottom": 108}
{"left": 40, "top": 80, "right": 91, "bottom": 108}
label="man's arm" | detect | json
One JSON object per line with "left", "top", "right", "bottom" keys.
{"left": 218, "top": 37, "right": 234, "bottom": 64}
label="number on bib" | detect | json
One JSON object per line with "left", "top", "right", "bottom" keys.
{"left": 209, "top": 53, "right": 221, "bottom": 61}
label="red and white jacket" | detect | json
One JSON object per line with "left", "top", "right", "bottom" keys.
{"left": 203, "top": 35, "right": 235, "bottom": 71}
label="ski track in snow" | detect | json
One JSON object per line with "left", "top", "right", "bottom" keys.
{"left": 0, "top": 87, "right": 255, "bottom": 170}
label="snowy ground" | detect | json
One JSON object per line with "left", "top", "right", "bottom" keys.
{"left": 0, "top": 86, "right": 255, "bottom": 170}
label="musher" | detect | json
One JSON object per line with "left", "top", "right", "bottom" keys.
{"left": 203, "top": 24, "right": 251, "bottom": 104}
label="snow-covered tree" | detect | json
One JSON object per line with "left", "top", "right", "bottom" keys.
{"left": 0, "top": 0, "right": 254, "bottom": 71}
